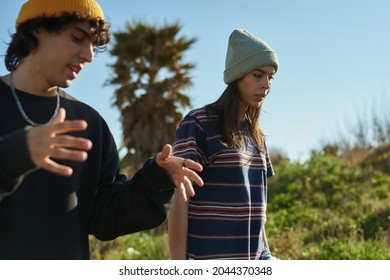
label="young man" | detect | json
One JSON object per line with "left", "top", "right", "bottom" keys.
{"left": 0, "top": 0, "right": 203, "bottom": 260}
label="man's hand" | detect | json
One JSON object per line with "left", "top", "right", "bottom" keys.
{"left": 26, "top": 108, "right": 92, "bottom": 176}
{"left": 156, "top": 144, "right": 203, "bottom": 202}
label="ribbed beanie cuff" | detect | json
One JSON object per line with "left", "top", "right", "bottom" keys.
{"left": 16, "top": 0, "right": 105, "bottom": 29}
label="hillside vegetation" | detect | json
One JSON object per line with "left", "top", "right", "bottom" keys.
{"left": 266, "top": 143, "right": 390, "bottom": 259}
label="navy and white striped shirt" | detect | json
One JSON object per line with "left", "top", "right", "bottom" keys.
{"left": 173, "top": 107, "right": 274, "bottom": 260}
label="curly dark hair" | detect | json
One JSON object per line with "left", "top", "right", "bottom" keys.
{"left": 5, "top": 12, "right": 111, "bottom": 71}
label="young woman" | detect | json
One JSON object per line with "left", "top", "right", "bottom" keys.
{"left": 168, "top": 29, "right": 278, "bottom": 260}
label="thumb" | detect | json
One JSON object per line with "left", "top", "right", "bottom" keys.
{"left": 159, "top": 144, "right": 172, "bottom": 162}
{"left": 52, "top": 107, "right": 66, "bottom": 124}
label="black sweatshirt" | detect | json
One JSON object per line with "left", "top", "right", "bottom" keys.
{"left": 0, "top": 79, "right": 174, "bottom": 259}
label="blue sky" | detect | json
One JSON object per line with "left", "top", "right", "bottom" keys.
{"left": 1, "top": 0, "right": 390, "bottom": 161}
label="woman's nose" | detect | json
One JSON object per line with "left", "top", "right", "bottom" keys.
{"left": 262, "top": 77, "right": 271, "bottom": 89}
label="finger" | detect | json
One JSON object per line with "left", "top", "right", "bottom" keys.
{"left": 159, "top": 144, "right": 172, "bottom": 162}
{"left": 175, "top": 176, "right": 196, "bottom": 201}
{"left": 32, "top": 144, "right": 88, "bottom": 165}
{"left": 40, "top": 158, "right": 74, "bottom": 177}
{"left": 182, "top": 159, "right": 203, "bottom": 172}
{"left": 49, "top": 120, "right": 88, "bottom": 136}
{"left": 54, "top": 107, "right": 66, "bottom": 124}
{"left": 50, "top": 147, "right": 89, "bottom": 162}
{"left": 183, "top": 177, "right": 195, "bottom": 197}
{"left": 176, "top": 182, "right": 188, "bottom": 202}
{"left": 51, "top": 135, "right": 92, "bottom": 151}
{"left": 185, "top": 169, "right": 204, "bottom": 187}
{"left": 40, "top": 108, "right": 87, "bottom": 136}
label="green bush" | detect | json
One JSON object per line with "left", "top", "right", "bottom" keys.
{"left": 266, "top": 148, "right": 390, "bottom": 260}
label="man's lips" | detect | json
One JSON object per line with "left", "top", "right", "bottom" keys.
{"left": 69, "top": 65, "right": 82, "bottom": 75}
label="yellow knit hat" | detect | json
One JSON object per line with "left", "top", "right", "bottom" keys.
{"left": 16, "top": 0, "right": 105, "bottom": 28}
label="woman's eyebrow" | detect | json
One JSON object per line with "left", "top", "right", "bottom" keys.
{"left": 255, "top": 69, "right": 275, "bottom": 75}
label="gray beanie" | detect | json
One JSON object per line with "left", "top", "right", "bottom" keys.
{"left": 223, "top": 29, "right": 279, "bottom": 84}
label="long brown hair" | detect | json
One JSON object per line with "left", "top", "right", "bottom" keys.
{"left": 206, "top": 80, "right": 266, "bottom": 153}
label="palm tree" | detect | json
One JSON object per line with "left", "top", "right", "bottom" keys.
{"left": 107, "top": 21, "right": 196, "bottom": 171}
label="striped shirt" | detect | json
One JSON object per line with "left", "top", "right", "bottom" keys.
{"left": 173, "top": 107, "right": 274, "bottom": 260}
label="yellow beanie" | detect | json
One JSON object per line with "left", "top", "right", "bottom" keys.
{"left": 16, "top": 0, "right": 105, "bottom": 28}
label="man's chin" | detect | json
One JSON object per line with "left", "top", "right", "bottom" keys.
{"left": 59, "top": 80, "right": 73, "bottom": 88}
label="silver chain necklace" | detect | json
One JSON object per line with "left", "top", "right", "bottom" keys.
{"left": 9, "top": 72, "right": 60, "bottom": 127}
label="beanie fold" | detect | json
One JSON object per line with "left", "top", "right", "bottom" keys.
{"left": 223, "top": 50, "right": 278, "bottom": 84}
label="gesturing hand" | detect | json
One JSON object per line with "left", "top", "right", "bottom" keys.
{"left": 156, "top": 144, "right": 203, "bottom": 202}
{"left": 26, "top": 108, "right": 92, "bottom": 177}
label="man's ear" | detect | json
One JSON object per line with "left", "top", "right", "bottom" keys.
{"left": 32, "top": 28, "right": 43, "bottom": 37}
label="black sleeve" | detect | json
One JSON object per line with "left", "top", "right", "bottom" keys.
{"left": 88, "top": 157, "right": 174, "bottom": 241}
{"left": 0, "top": 129, "right": 36, "bottom": 201}
{"left": 85, "top": 114, "right": 175, "bottom": 240}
